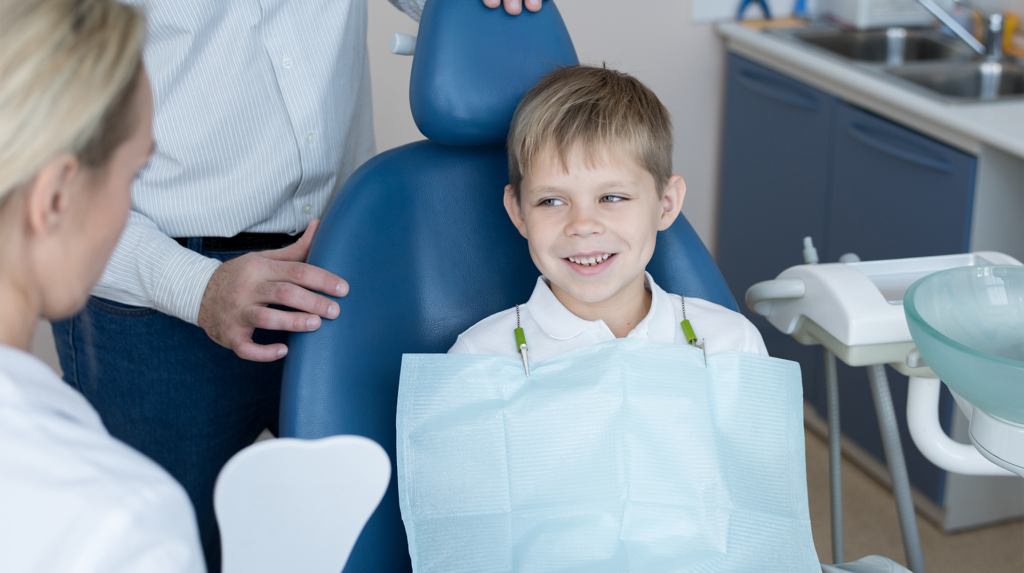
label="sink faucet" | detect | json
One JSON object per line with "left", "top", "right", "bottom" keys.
{"left": 983, "top": 13, "right": 1004, "bottom": 60}
{"left": 914, "top": 0, "right": 1003, "bottom": 59}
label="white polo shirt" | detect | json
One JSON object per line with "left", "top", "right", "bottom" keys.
{"left": 0, "top": 345, "right": 205, "bottom": 573}
{"left": 449, "top": 272, "right": 767, "bottom": 362}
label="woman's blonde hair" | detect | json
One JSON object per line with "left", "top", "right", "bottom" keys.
{"left": 0, "top": 0, "right": 146, "bottom": 204}
{"left": 507, "top": 65, "right": 673, "bottom": 201}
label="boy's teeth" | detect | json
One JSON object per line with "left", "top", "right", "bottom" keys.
{"left": 569, "top": 253, "right": 611, "bottom": 266}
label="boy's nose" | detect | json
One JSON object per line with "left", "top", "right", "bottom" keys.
{"left": 564, "top": 205, "right": 603, "bottom": 237}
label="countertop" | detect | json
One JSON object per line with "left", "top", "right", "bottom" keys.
{"left": 717, "top": 22, "right": 1024, "bottom": 158}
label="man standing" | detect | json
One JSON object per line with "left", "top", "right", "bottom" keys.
{"left": 51, "top": 0, "right": 542, "bottom": 571}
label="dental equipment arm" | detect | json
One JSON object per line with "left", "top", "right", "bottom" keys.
{"left": 906, "top": 376, "right": 1015, "bottom": 476}
{"left": 745, "top": 278, "right": 806, "bottom": 317}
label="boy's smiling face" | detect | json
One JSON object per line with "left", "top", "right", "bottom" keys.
{"left": 505, "top": 143, "right": 685, "bottom": 318}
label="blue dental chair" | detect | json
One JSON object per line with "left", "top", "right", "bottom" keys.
{"left": 280, "top": 1, "right": 765, "bottom": 571}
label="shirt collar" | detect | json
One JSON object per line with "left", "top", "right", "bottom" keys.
{"left": 640, "top": 272, "right": 679, "bottom": 343}
{"left": 0, "top": 344, "right": 105, "bottom": 431}
{"left": 527, "top": 276, "right": 595, "bottom": 340}
{"left": 528, "top": 272, "right": 678, "bottom": 342}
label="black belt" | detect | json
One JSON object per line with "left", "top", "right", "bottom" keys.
{"left": 174, "top": 232, "right": 299, "bottom": 253}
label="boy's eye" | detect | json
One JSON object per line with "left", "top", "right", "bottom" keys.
{"left": 540, "top": 198, "right": 566, "bottom": 207}
{"left": 600, "top": 195, "right": 626, "bottom": 203}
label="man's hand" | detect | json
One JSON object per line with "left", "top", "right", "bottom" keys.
{"left": 197, "top": 219, "right": 347, "bottom": 362}
{"left": 482, "top": 0, "right": 542, "bottom": 16}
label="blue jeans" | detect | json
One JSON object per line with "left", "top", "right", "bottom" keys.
{"left": 51, "top": 240, "right": 288, "bottom": 573}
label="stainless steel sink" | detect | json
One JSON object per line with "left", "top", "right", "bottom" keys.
{"left": 791, "top": 28, "right": 970, "bottom": 63}
{"left": 885, "top": 61, "right": 1024, "bottom": 101}
{"left": 770, "top": 25, "right": 1024, "bottom": 102}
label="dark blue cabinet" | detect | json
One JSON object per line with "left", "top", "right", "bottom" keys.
{"left": 718, "top": 55, "right": 977, "bottom": 506}
{"left": 719, "top": 54, "right": 837, "bottom": 302}
{"left": 718, "top": 54, "right": 839, "bottom": 409}
{"left": 827, "top": 102, "right": 976, "bottom": 260}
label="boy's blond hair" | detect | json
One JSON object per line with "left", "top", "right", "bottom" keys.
{"left": 507, "top": 65, "right": 673, "bottom": 201}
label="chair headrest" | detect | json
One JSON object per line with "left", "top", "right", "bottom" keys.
{"left": 410, "top": 0, "right": 579, "bottom": 147}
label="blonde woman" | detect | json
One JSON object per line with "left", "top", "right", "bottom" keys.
{"left": 0, "top": 0, "right": 203, "bottom": 570}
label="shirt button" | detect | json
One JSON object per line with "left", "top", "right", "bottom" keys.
{"left": 302, "top": 203, "right": 313, "bottom": 215}
{"left": 282, "top": 57, "right": 293, "bottom": 69}
{"left": 306, "top": 132, "right": 315, "bottom": 144}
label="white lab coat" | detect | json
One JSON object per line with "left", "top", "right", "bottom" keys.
{"left": 0, "top": 344, "right": 205, "bottom": 573}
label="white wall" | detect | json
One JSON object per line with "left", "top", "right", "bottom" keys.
{"left": 368, "top": 1, "right": 422, "bottom": 153}
{"left": 31, "top": 321, "right": 62, "bottom": 375}
{"left": 367, "top": 0, "right": 728, "bottom": 254}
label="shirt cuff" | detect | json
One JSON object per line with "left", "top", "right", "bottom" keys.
{"left": 152, "top": 249, "right": 222, "bottom": 325}
{"left": 390, "top": 0, "right": 424, "bottom": 21}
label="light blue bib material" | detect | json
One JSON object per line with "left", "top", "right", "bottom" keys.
{"left": 397, "top": 338, "right": 819, "bottom": 573}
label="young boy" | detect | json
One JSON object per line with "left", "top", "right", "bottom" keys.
{"left": 449, "top": 65, "right": 767, "bottom": 361}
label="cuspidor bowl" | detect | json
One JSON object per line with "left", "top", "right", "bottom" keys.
{"left": 904, "top": 266, "right": 1024, "bottom": 424}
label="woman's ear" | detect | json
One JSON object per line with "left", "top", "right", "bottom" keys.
{"left": 657, "top": 175, "right": 686, "bottom": 231}
{"left": 25, "top": 154, "right": 79, "bottom": 238}
{"left": 503, "top": 184, "right": 529, "bottom": 239}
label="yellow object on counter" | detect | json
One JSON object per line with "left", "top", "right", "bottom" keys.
{"left": 1005, "top": 13, "right": 1024, "bottom": 58}
{"left": 972, "top": 10, "right": 984, "bottom": 41}
{"left": 740, "top": 17, "right": 809, "bottom": 30}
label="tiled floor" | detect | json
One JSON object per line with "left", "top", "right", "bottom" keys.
{"left": 804, "top": 429, "right": 1024, "bottom": 572}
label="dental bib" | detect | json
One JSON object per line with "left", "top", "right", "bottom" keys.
{"left": 396, "top": 338, "right": 819, "bottom": 572}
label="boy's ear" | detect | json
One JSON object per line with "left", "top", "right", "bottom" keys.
{"left": 657, "top": 175, "right": 686, "bottom": 232}
{"left": 503, "top": 184, "right": 529, "bottom": 239}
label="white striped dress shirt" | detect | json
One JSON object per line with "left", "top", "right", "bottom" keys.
{"left": 93, "top": 0, "right": 424, "bottom": 325}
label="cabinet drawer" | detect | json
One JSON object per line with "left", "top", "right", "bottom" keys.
{"left": 826, "top": 102, "right": 976, "bottom": 261}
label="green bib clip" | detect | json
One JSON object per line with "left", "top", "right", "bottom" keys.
{"left": 515, "top": 304, "right": 530, "bottom": 376}
{"left": 681, "top": 318, "right": 697, "bottom": 346}
{"left": 681, "top": 295, "right": 707, "bottom": 367}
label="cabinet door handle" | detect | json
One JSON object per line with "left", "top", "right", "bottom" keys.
{"left": 846, "top": 122, "right": 954, "bottom": 173}
{"left": 736, "top": 68, "right": 821, "bottom": 111}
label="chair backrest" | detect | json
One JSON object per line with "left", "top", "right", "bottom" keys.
{"left": 280, "top": 1, "right": 738, "bottom": 571}
{"left": 213, "top": 436, "right": 391, "bottom": 573}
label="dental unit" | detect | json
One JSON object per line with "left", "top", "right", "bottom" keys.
{"left": 748, "top": 241, "right": 1022, "bottom": 573}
